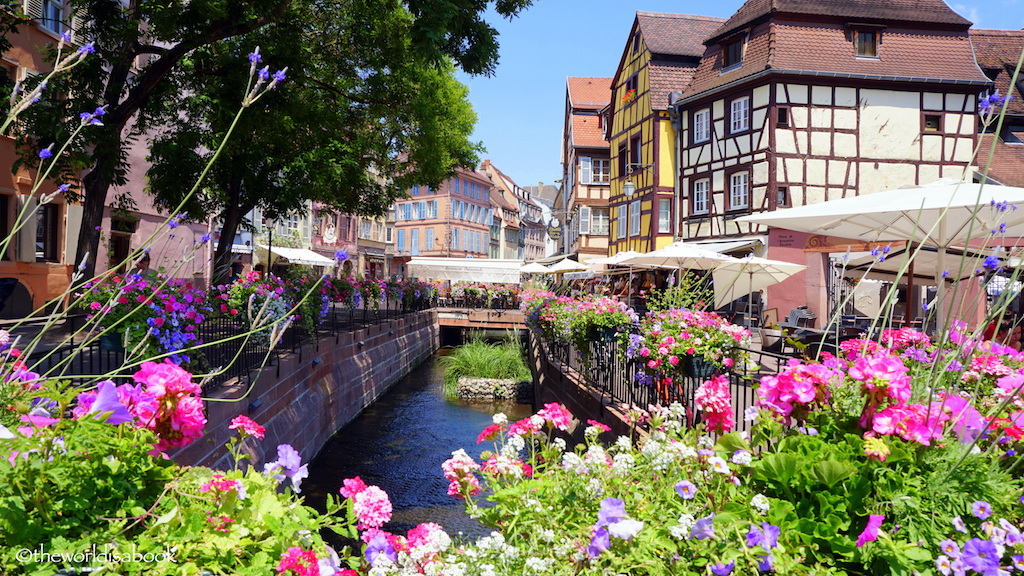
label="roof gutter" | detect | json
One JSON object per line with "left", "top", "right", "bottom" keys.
{"left": 673, "top": 68, "right": 992, "bottom": 109}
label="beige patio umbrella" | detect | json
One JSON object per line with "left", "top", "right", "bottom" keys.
{"left": 520, "top": 262, "right": 551, "bottom": 274}
{"left": 546, "top": 258, "right": 588, "bottom": 274}
{"left": 712, "top": 256, "right": 807, "bottom": 325}
{"left": 737, "top": 179, "right": 1024, "bottom": 328}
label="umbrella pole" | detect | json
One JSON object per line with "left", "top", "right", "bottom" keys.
{"left": 904, "top": 259, "right": 914, "bottom": 328}
{"left": 747, "top": 269, "right": 754, "bottom": 328}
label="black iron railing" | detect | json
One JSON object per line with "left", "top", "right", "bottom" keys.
{"left": 19, "top": 296, "right": 437, "bottom": 393}
{"left": 534, "top": 330, "right": 792, "bottom": 432}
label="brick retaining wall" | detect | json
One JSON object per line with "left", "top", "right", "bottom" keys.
{"left": 170, "top": 310, "right": 439, "bottom": 470}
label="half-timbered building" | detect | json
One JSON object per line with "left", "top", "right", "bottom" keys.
{"left": 673, "top": 0, "right": 991, "bottom": 318}
{"left": 607, "top": 12, "right": 725, "bottom": 255}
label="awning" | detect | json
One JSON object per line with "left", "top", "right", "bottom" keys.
{"left": 407, "top": 257, "right": 523, "bottom": 283}
{"left": 681, "top": 236, "right": 767, "bottom": 256}
{"left": 257, "top": 245, "right": 336, "bottom": 267}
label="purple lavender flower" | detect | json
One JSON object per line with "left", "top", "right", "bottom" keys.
{"left": 200, "top": 233, "right": 211, "bottom": 244}
{"left": 38, "top": 147, "right": 53, "bottom": 159}
{"left": 248, "top": 49, "right": 262, "bottom": 65}
{"left": 983, "top": 255, "right": 1000, "bottom": 270}
{"left": 365, "top": 534, "right": 397, "bottom": 566}
{"left": 273, "top": 69, "right": 286, "bottom": 83}
{"left": 335, "top": 248, "right": 349, "bottom": 262}
{"left": 258, "top": 66, "right": 270, "bottom": 81}
{"left": 264, "top": 444, "right": 309, "bottom": 492}
{"left": 77, "top": 43, "right": 95, "bottom": 55}
{"left": 60, "top": 31, "right": 71, "bottom": 43}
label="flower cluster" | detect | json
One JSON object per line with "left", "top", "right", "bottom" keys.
{"left": 450, "top": 282, "right": 521, "bottom": 307}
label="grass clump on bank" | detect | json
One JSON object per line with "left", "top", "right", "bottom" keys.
{"left": 440, "top": 336, "right": 531, "bottom": 397}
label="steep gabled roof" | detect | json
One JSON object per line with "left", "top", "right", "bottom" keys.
{"left": 708, "top": 0, "right": 972, "bottom": 43}
{"left": 567, "top": 77, "right": 612, "bottom": 110}
{"left": 971, "top": 29, "right": 1024, "bottom": 116}
{"left": 636, "top": 12, "right": 726, "bottom": 59}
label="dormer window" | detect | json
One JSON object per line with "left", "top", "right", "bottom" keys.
{"left": 855, "top": 31, "right": 878, "bottom": 57}
{"left": 724, "top": 39, "right": 744, "bottom": 69}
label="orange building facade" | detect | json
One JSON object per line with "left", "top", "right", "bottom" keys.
{"left": 393, "top": 167, "right": 492, "bottom": 261}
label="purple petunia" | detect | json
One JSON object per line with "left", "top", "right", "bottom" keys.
{"left": 690, "top": 514, "right": 715, "bottom": 540}
{"left": 972, "top": 501, "right": 992, "bottom": 520}
{"left": 365, "top": 534, "right": 396, "bottom": 566}
{"left": 264, "top": 444, "right": 309, "bottom": 492}
{"left": 711, "top": 561, "right": 735, "bottom": 575}
{"left": 962, "top": 538, "right": 1000, "bottom": 574}
{"left": 675, "top": 480, "right": 697, "bottom": 500}
{"left": 747, "top": 522, "right": 780, "bottom": 549}
{"left": 587, "top": 527, "right": 610, "bottom": 558}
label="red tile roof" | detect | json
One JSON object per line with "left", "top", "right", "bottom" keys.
{"left": 649, "top": 62, "right": 698, "bottom": 110}
{"left": 980, "top": 134, "right": 1024, "bottom": 187}
{"left": 684, "top": 20, "right": 988, "bottom": 98}
{"left": 636, "top": 12, "right": 726, "bottom": 58}
{"left": 572, "top": 113, "right": 608, "bottom": 148}
{"left": 709, "top": 0, "right": 972, "bottom": 43}
{"left": 567, "top": 77, "right": 612, "bottom": 110}
{"left": 970, "top": 29, "right": 1024, "bottom": 116}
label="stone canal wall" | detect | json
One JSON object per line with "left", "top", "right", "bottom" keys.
{"left": 171, "top": 310, "right": 439, "bottom": 470}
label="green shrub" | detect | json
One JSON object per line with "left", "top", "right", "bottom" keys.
{"left": 440, "top": 337, "right": 531, "bottom": 397}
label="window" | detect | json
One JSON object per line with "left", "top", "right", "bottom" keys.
{"left": 658, "top": 199, "right": 671, "bottom": 233}
{"left": 397, "top": 230, "right": 406, "bottom": 252}
{"left": 386, "top": 226, "right": 393, "bottom": 243}
{"left": 284, "top": 214, "right": 300, "bottom": 234}
{"left": 855, "top": 31, "right": 878, "bottom": 57}
{"left": 428, "top": 200, "right": 437, "bottom": 219}
{"left": 924, "top": 114, "right": 942, "bottom": 132}
{"left": 109, "top": 232, "right": 131, "bottom": 270}
{"left": 411, "top": 185, "right": 420, "bottom": 195}
{"left": 41, "top": 0, "right": 62, "bottom": 34}
{"left": 629, "top": 200, "right": 641, "bottom": 236}
{"left": 459, "top": 202, "right": 465, "bottom": 220}
{"left": 593, "top": 159, "right": 610, "bottom": 183}
{"left": 777, "top": 107, "right": 790, "bottom": 128}
{"left": 451, "top": 228, "right": 459, "bottom": 250}
{"left": 463, "top": 180, "right": 469, "bottom": 196}
{"left": 693, "top": 108, "right": 711, "bottom": 143}
{"left": 617, "top": 144, "right": 628, "bottom": 178}
{"left": 730, "top": 97, "right": 750, "bottom": 133}
{"left": 631, "top": 32, "right": 641, "bottom": 54}
{"left": 693, "top": 179, "right": 710, "bottom": 215}
{"left": 453, "top": 178, "right": 459, "bottom": 195}
{"left": 425, "top": 227, "right": 434, "bottom": 251}
{"left": 622, "top": 75, "right": 638, "bottom": 104}
{"left": 629, "top": 135, "right": 641, "bottom": 170}
{"left": 411, "top": 229, "right": 419, "bottom": 255}
{"left": 417, "top": 201, "right": 426, "bottom": 220}
{"left": 579, "top": 206, "right": 591, "bottom": 235}
{"left": 777, "top": 186, "right": 790, "bottom": 207}
{"left": 729, "top": 172, "right": 750, "bottom": 210}
{"left": 462, "top": 228, "right": 467, "bottom": 251}
{"left": 724, "top": 39, "right": 743, "bottom": 68}
{"left": 401, "top": 203, "right": 412, "bottom": 221}
{"left": 36, "top": 204, "right": 60, "bottom": 262}
{"left": 592, "top": 207, "right": 610, "bottom": 235}
{"left": 617, "top": 204, "right": 627, "bottom": 239}
{"left": 360, "top": 219, "right": 371, "bottom": 239}
{"left": 580, "top": 157, "right": 593, "bottom": 184}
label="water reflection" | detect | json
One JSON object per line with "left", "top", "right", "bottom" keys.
{"left": 303, "top": 352, "right": 534, "bottom": 541}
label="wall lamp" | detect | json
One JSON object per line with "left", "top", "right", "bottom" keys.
{"left": 622, "top": 163, "right": 654, "bottom": 197}
{"left": 248, "top": 398, "right": 263, "bottom": 413}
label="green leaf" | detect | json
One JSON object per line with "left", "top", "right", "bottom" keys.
{"left": 753, "top": 453, "right": 805, "bottom": 487}
{"left": 808, "top": 460, "right": 857, "bottom": 488}
{"left": 152, "top": 506, "right": 178, "bottom": 527}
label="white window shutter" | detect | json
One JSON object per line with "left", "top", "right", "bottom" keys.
{"left": 64, "top": 203, "right": 83, "bottom": 266}
{"left": 580, "top": 157, "right": 592, "bottom": 185}
{"left": 24, "top": 0, "right": 42, "bottom": 19}
{"left": 17, "top": 196, "right": 37, "bottom": 262}
{"left": 579, "top": 206, "right": 592, "bottom": 235}
{"left": 301, "top": 214, "right": 310, "bottom": 244}
{"left": 71, "top": 9, "right": 87, "bottom": 43}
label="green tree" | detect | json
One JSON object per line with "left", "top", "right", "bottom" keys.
{"left": 11, "top": 0, "right": 534, "bottom": 281}
{"left": 147, "top": 0, "right": 483, "bottom": 282}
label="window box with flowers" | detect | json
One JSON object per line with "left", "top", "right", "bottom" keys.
{"left": 621, "top": 88, "right": 637, "bottom": 105}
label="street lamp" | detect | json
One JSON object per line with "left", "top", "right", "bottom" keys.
{"left": 622, "top": 163, "right": 654, "bottom": 198}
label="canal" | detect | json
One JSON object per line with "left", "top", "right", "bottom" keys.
{"left": 302, "top": 351, "right": 534, "bottom": 540}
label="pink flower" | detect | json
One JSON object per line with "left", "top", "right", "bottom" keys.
{"left": 276, "top": 546, "right": 319, "bottom": 575}
{"left": 353, "top": 485, "right": 393, "bottom": 529}
{"left": 856, "top": 514, "right": 884, "bottom": 547}
{"left": 668, "top": 355, "right": 680, "bottom": 366}
{"left": 229, "top": 414, "right": 265, "bottom": 439}
{"left": 536, "top": 403, "right": 572, "bottom": 431}
{"left": 695, "top": 375, "right": 735, "bottom": 433}
{"left": 587, "top": 419, "right": 611, "bottom": 432}
{"left": 477, "top": 423, "right": 503, "bottom": 443}
{"left": 340, "top": 476, "right": 368, "bottom": 498}
{"left": 89, "top": 301, "right": 101, "bottom": 310}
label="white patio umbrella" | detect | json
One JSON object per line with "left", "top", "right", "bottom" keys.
{"left": 588, "top": 250, "right": 653, "bottom": 303}
{"left": 619, "top": 242, "right": 740, "bottom": 272}
{"left": 520, "top": 262, "right": 551, "bottom": 274}
{"left": 546, "top": 258, "right": 588, "bottom": 274}
{"left": 712, "top": 256, "right": 807, "bottom": 325}
{"left": 737, "top": 179, "right": 1024, "bottom": 326}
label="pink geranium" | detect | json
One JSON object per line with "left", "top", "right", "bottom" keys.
{"left": 228, "top": 414, "right": 265, "bottom": 439}
{"left": 694, "top": 375, "right": 735, "bottom": 433}
{"left": 276, "top": 546, "right": 319, "bottom": 576}
{"left": 340, "top": 476, "right": 369, "bottom": 498}
{"left": 536, "top": 402, "right": 572, "bottom": 431}
{"left": 352, "top": 485, "right": 393, "bottom": 529}
{"left": 757, "top": 359, "right": 837, "bottom": 424}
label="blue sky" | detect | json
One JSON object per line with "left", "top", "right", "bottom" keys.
{"left": 458, "top": 0, "right": 1021, "bottom": 192}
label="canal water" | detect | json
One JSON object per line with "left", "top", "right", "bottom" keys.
{"left": 302, "top": 351, "right": 534, "bottom": 540}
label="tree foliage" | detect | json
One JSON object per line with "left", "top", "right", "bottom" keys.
{"left": 9, "top": 0, "right": 534, "bottom": 280}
